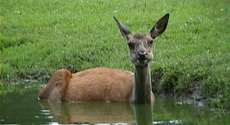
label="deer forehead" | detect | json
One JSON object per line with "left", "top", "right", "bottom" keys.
{"left": 128, "top": 34, "right": 153, "bottom": 44}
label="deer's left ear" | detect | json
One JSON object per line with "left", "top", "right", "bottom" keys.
{"left": 114, "top": 16, "right": 132, "bottom": 40}
{"left": 150, "top": 13, "right": 169, "bottom": 39}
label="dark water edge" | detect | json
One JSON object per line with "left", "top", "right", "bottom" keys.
{"left": 1, "top": 84, "right": 230, "bottom": 125}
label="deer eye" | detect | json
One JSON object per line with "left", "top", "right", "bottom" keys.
{"left": 148, "top": 40, "right": 153, "bottom": 44}
{"left": 128, "top": 42, "right": 135, "bottom": 48}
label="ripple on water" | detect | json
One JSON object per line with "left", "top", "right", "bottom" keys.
{"left": 154, "top": 120, "right": 183, "bottom": 124}
{"left": 40, "top": 110, "right": 51, "bottom": 115}
{"left": 46, "top": 123, "right": 132, "bottom": 125}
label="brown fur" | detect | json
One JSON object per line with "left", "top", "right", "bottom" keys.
{"left": 64, "top": 68, "right": 134, "bottom": 102}
{"left": 38, "top": 68, "right": 154, "bottom": 102}
{"left": 38, "top": 69, "right": 72, "bottom": 102}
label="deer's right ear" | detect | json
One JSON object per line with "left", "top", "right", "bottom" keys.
{"left": 113, "top": 16, "right": 131, "bottom": 40}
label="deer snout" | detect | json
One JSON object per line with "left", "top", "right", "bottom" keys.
{"left": 137, "top": 51, "right": 147, "bottom": 60}
{"left": 138, "top": 51, "right": 147, "bottom": 56}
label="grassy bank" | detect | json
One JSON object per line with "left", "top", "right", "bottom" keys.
{"left": 1, "top": 0, "right": 230, "bottom": 109}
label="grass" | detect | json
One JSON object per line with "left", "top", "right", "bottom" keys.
{"left": 1, "top": 0, "right": 230, "bottom": 109}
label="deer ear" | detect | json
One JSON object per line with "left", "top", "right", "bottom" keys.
{"left": 113, "top": 16, "right": 132, "bottom": 40}
{"left": 150, "top": 13, "right": 169, "bottom": 39}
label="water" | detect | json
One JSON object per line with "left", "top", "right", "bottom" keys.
{"left": 1, "top": 84, "right": 230, "bottom": 125}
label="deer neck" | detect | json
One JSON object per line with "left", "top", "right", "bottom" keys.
{"left": 132, "top": 65, "right": 152, "bottom": 103}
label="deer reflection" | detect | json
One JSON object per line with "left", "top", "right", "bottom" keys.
{"left": 133, "top": 104, "right": 153, "bottom": 125}
{"left": 39, "top": 102, "right": 153, "bottom": 124}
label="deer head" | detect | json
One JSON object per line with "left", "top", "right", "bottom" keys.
{"left": 114, "top": 14, "right": 169, "bottom": 66}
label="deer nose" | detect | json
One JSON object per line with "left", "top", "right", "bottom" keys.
{"left": 138, "top": 51, "right": 147, "bottom": 60}
{"left": 138, "top": 51, "right": 147, "bottom": 56}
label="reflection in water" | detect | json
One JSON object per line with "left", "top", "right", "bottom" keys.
{"left": 133, "top": 104, "right": 153, "bottom": 125}
{"left": 39, "top": 102, "right": 153, "bottom": 124}
{"left": 2, "top": 85, "right": 230, "bottom": 125}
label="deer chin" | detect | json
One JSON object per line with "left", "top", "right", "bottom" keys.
{"left": 133, "top": 59, "right": 149, "bottom": 66}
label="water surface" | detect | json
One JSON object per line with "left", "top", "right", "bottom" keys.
{"left": 1, "top": 84, "right": 229, "bottom": 124}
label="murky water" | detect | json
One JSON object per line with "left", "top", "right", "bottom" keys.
{"left": 1, "top": 84, "right": 230, "bottom": 125}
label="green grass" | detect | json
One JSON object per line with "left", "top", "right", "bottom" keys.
{"left": 1, "top": 0, "right": 230, "bottom": 109}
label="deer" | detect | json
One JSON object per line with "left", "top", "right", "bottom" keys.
{"left": 38, "top": 13, "right": 169, "bottom": 103}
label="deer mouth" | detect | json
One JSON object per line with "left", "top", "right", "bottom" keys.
{"left": 131, "top": 53, "right": 153, "bottom": 66}
{"left": 133, "top": 58, "right": 151, "bottom": 66}
{"left": 137, "top": 59, "right": 148, "bottom": 63}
